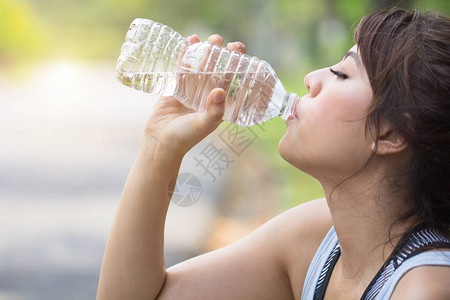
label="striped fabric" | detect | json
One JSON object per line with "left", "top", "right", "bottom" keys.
{"left": 361, "top": 227, "right": 450, "bottom": 300}
{"left": 312, "top": 226, "right": 450, "bottom": 300}
{"left": 313, "top": 241, "right": 340, "bottom": 299}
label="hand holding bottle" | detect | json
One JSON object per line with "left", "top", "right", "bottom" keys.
{"left": 141, "top": 34, "right": 247, "bottom": 158}
{"left": 117, "top": 19, "right": 297, "bottom": 127}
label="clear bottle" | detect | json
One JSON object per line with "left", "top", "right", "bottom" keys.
{"left": 117, "top": 18, "right": 298, "bottom": 127}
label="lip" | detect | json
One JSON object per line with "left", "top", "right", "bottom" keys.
{"left": 286, "top": 97, "right": 300, "bottom": 124}
{"left": 286, "top": 113, "right": 298, "bottom": 123}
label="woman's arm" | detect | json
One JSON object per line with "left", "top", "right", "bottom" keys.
{"left": 96, "top": 35, "right": 230, "bottom": 299}
{"left": 96, "top": 35, "right": 328, "bottom": 300}
{"left": 96, "top": 134, "right": 185, "bottom": 300}
{"left": 96, "top": 33, "right": 248, "bottom": 299}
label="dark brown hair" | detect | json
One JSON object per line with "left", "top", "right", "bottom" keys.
{"left": 354, "top": 8, "right": 450, "bottom": 235}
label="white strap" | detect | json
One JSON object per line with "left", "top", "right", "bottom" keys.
{"left": 375, "top": 250, "right": 450, "bottom": 299}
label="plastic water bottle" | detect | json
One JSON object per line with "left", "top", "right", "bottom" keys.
{"left": 117, "top": 18, "right": 298, "bottom": 127}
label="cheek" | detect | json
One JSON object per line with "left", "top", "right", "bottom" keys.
{"left": 279, "top": 89, "right": 373, "bottom": 175}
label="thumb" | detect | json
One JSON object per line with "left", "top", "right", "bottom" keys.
{"left": 195, "top": 88, "right": 226, "bottom": 131}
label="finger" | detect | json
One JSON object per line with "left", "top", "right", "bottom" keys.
{"left": 207, "top": 34, "right": 224, "bottom": 46}
{"left": 187, "top": 34, "right": 201, "bottom": 44}
{"left": 194, "top": 88, "right": 225, "bottom": 133}
{"left": 226, "top": 41, "right": 246, "bottom": 54}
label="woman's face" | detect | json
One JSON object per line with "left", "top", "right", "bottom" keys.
{"left": 279, "top": 45, "right": 374, "bottom": 183}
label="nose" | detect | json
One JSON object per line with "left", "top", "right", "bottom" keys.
{"left": 304, "top": 69, "right": 323, "bottom": 98}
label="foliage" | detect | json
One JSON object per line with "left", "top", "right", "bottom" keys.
{"left": 4, "top": 0, "right": 448, "bottom": 66}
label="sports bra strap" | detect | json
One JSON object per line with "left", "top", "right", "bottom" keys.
{"left": 302, "top": 226, "right": 450, "bottom": 300}
{"left": 374, "top": 250, "right": 450, "bottom": 299}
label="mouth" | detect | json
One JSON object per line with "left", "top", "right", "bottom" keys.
{"left": 293, "top": 97, "right": 300, "bottom": 116}
{"left": 286, "top": 97, "right": 300, "bottom": 123}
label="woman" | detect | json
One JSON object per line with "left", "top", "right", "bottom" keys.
{"left": 97, "top": 8, "right": 450, "bottom": 299}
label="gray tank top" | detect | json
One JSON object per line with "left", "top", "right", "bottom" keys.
{"left": 301, "top": 226, "right": 450, "bottom": 299}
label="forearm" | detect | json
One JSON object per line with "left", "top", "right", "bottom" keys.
{"left": 97, "top": 140, "right": 183, "bottom": 300}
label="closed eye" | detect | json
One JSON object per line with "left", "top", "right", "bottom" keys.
{"left": 329, "top": 68, "right": 348, "bottom": 80}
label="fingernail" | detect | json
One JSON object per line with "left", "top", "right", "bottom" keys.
{"left": 212, "top": 34, "right": 223, "bottom": 43}
{"left": 213, "top": 91, "right": 224, "bottom": 103}
{"left": 188, "top": 34, "right": 198, "bottom": 40}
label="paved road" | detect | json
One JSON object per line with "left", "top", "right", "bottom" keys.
{"left": 0, "top": 61, "right": 227, "bottom": 299}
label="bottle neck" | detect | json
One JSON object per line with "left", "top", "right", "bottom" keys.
{"left": 279, "top": 92, "right": 298, "bottom": 120}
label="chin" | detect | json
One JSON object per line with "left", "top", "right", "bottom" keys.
{"left": 278, "top": 134, "right": 297, "bottom": 166}
{"left": 279, "top": 135, "right": 315, "bottom": 176}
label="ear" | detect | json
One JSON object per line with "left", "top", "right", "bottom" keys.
{"left": 370, "top": 122, "right": 409, "bottom": 155}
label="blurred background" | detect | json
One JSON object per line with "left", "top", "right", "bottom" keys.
{"left": 0, "top": 0, "right": 448, "bottom": 299}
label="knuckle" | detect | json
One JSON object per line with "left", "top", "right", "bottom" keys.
{"left": 227, "top": 41, "right": 246, "bottom": 53}
{"left": 208, "top": 34, "right": 223, "bottom": 45}
{"left": 236, "top": 42, "right": 246, "bottom": 53}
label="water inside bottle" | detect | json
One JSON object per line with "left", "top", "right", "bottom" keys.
{"left": 117, "top": 70, "right": 288, "bottom": 127}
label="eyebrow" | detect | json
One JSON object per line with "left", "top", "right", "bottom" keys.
{"left": 343, "top": 51, "right": 361, "bottom": 68}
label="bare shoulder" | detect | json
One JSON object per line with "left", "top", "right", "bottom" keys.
{"left": 270, "top": 197, "right": 332, "bottom": 251}
{"left": 158, "top": 198, "right": 332, "bottom": 300}
{"left": 391, "top": 264, "right": 450, "bottom": 300}
{"left": 272, "top": 198, "right": 333, "bottom": 298}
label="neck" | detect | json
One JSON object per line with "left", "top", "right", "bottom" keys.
{"left": 320, "top": 168, "right": 414, "bottom": 281}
